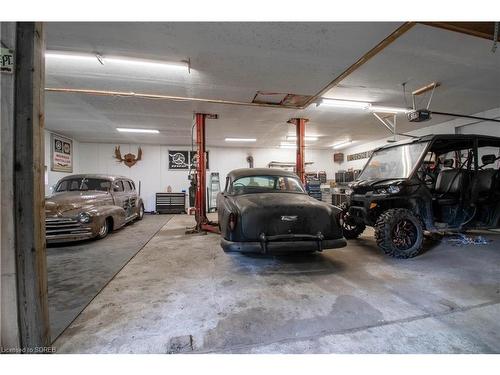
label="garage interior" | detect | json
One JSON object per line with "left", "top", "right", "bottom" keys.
{"left": 1, "top": 21, "right": 500, "bottom": 354}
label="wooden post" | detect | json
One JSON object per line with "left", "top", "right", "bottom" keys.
{"left": 14, "top": 22, "right": 50, "bottom": 348}
{"left": 1, "top": 22, "right": 21, "bottom": 349}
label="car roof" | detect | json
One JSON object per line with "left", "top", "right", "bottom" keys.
{"left": 57, "top": 174, "right": 131, "bottom": 182}
{"left": 228, "top": 168, "right": 299, "bottom": 180}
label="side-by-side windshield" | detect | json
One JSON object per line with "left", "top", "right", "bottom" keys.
{"left": 358, "top": 142, "right": 429, "bottom": 180}
{"left": 230, "top": 175, "right": 305, "bottom": 194}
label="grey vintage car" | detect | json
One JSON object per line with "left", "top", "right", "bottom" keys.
{"left": 45, "top": 174, "right": 145, "bottom": 243}
{"left": 217, "top": 168, "right": 347, "bottom": 254}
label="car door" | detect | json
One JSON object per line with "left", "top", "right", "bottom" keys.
{"left": 111, "top": 180, "right": 130, "bottom": 216}
{"left": 123, "top": 180, "right": 138, "bottom": 218}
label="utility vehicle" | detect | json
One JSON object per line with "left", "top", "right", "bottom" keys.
{"left": 341, "top": 134, "right": 500, "bottom": 258}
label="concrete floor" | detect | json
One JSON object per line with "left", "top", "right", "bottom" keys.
{"left": 54, "top": 214, "right": 500, "bottom": 353}
{"left": 47, "top": 214, "right": 172, "bottom": 340}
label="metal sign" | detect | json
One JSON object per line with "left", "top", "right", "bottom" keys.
{"left": 51, "top": 133, "right": 73, "bottom": 173}
{"left": 168, "top": 150, "right": 209, "bottom": 170}
{"left": 347, "top": 150, "right": 373, "bottom": 162}
{"left": 1, "top": 48, "right": 14, "bottom": 74}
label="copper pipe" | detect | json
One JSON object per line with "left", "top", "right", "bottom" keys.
{"left": 301, "top": 22, "right": 417, "bottom": 107}
{"left": 412, "top": 81, "right": 440, "bottom": 96}
{"left": 44, "top": 87, "right": 301, "bottom": 109}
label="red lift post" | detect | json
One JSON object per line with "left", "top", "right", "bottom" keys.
{"left": 287, "top": 118, "right": 308, "bottom": 184}
{"left": 193, "top": 113, "right": 220, "bottom": 233}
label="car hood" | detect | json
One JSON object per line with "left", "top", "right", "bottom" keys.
{"left": 45, "top": 191, "right": 111, "bottom": 215}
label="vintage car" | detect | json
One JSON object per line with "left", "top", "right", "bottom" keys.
{"left": 45, "top": 174, "right": 145, "bottom": 243}
{"left": 216, "top": 168, "right": 347, "bottom": 254}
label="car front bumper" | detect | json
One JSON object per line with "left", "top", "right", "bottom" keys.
{"left": 45, "top": 216, "right": 96, "bottom": 243}
{"left": 221, "top": 233, "right": 347, "bottom": 254}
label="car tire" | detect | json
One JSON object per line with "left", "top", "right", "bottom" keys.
{"left": 97, "top": 218, "right": 111, "bottom": 239}
{"left": 339, "top": 202, "right": 366, "bottom": 239}
{"left": 137, "top": 203, "right": 145, "bottom": 221}
{"left": 375, "top": 208, "right": 424, "bottom": 259}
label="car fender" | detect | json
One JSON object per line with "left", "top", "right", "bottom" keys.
{"left": 88, "top": 205, "right": 127, "bottom": 230}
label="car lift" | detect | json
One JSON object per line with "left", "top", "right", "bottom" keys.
{"left": 188, "top": 112, "right": 221, "bottom": 234}
{"left": 287, "top": 118, "right": 309, "bottom": 184}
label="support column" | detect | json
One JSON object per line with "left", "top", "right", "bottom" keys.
{"left": 194, "top": 113, "right": 207, "bottom": 230}
{"left": 193, "top": 113, "right": 219, "bottom": 233}
{"left": 13, "top": 22, "right": 50, "bottom": 348}
{"left": 288, "top": 118, "right": 308, "bottom": 184}
{"left": 1, "top": 21, "right": 20, "bottom": 350}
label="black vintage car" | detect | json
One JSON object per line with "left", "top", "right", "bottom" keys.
{"left": 216, "top": 168, "right": 346, "bottom": 254}
{"left": 341, "top": 134, "right": 500, "bottom": 259}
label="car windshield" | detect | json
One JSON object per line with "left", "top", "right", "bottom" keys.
{"left": 230, "top": 175, "right": 305, "bottom": 194}
{"left": 358, "top": 141, "right": 429, "bottom": 180}
{"left": 56, "top": 178, "right": 112, "bottom": 192}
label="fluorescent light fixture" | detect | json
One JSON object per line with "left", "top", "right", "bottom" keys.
{"left": 104, "top": 56, "right": 187, "bottom": 70}
{"left": 370, "top": 106, "right": 409, "bottom": 114}
{"left": 331, "top": 140, "right": 353, "bottom": 149}
{"left": 116, "top": 128, "right": 159, "bottom": 134}
{"left": 45, "top": 51, "right": 97, "bottom": 61}
{"left": 280, "top": 142, "right": 297, "bottom": 149}
{"left": 225, "top": 138, "right": 257, "bottom": 142}
{"left": 321, "top": 99, "right": 371, "bottom": 109}
{"left": 286, "top": 135, "right": 319, "bottom": 141}
{"left": 45, "top": 51, "right": 187, "bottom": 70}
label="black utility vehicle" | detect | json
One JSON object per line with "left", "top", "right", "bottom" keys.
{"left": 341, "top": 134, "right": 500, "bottom": 258}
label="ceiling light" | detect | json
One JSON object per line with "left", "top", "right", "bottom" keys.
{"left": 45, "top": 51, "right": 188, "bottom": 70}
{"left": 320, "top": 99, "right": 371, "bottom": 110}
{"left": 280, "top": 142, "right": 297, "bottom": 149}
{"left": 116, "top": 128, "right": 159, "bottom": 134}
{"left": 331, "top": 140, "right": 353, "bottom": 149}
{"left": 286, "top": 136, "right": 319, "bottom": 141}
{"left": 370, "top": 106, "right": 409, "bottom": 114}
{"left": 104, "top": 56, "right": 187, "bottom": 70}
{"left": 45, "top": 51, "right": 97, "bottom": 62}
{"left": 225, "top": 138, "right": 257, "bottom": 142}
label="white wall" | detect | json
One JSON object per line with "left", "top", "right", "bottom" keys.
{"left": 76, "top": 143, "right": 335, "bottom": 212}
{"left": 44, "top": 131, "right": 80, "bottom": 195}
{"left": 336, "top": 106, "right": 500, "bottom": 172}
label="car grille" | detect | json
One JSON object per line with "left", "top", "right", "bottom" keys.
{"left": 45, "top": 217, "right": 92, "bottom": 237}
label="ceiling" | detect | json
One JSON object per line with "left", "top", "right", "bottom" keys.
{"left": 45, "top": 22, "right": 500, "bottom": 149}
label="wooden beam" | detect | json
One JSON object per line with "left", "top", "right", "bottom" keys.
{"left": 422, "top": 22, "right": 500, "bottom": 42}
{"left": 14, "top": 22, "right": 50, "bottom": 348}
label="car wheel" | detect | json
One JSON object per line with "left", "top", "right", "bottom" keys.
{"left": 137, "top": 203, "right": 145, "bottom": 221}
{"left": 339, "top": 202, "right": 366, "bottom": 239}
{"left": 375, "top": 208, "right": 424, "bottom": 259}
{"left": 97, "top": 218, "right": 111, "bottom": 239}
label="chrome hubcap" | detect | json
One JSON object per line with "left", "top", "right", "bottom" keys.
{"left": 99, "top": 222, "right": 108, "bottom": 236}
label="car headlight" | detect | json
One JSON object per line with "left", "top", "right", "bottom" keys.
{"left": 386, "top": 185, "right": 401, "bottom": 194}
{"left": 375, "top": 185, "right": 401, "bottom": 195}
{"left": 78, "top": 212, "right": 91, "bottom": 223}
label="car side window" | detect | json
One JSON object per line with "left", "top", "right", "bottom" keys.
{"left": 123, "top": 180, "right": 132, "bottom": 192}
{"left": 114, "top": 181, "right": 124, "bottom": 192}
{"left": 129, "top": 181, "right": 136, "bottom": 191}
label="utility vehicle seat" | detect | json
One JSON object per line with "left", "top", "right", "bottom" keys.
{"left": 434, "top": 159, "right": 468, "bottom": 205}
{"left": 471, "top": 155, "right": 499, "bottom": 203}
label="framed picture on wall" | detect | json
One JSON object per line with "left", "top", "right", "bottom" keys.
{"left": 51, "top": 133, "right": 73, "bottom": 173}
